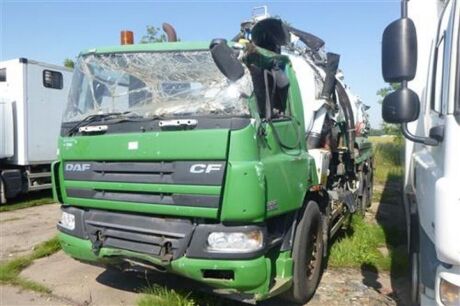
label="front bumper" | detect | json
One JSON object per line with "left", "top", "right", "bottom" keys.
{"left": 57, "top": 206, "right": 275, "bottom": 296}
{"left": 58, "top": 232, "right": 270, "bottom": 294}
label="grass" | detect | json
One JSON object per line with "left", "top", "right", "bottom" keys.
{"left": 371, "top": 136, "right": 404, "bottom": 186}
{"left": 138, "top": 285, "right": 197, "bottom": 306}
{"left": 328, "top": 136, "right": 407, "bottom": 274}
{"left": 0, "top": 236, "right": 61, "bottom": 293}
{"left": 0, "top": 191, "right": 55, "bottom": 212}
{"left": 137, "top": 284, "right": 234, "bottom": 306}
{"left": 328, "top": 215, "right": 407, "bottom": 274}
{"left": 329, "top": 215, "right": 386, "bottom": 268}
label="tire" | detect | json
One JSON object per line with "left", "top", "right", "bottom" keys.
{"left": 366, "top": 159, "right": 374, "bottom": 208}
{"left": 409, "top": 217, "right": 421, "bottom": 306}
{"left": 0, "top": 177, "right": 6, "bottom": 205}
{"left": 410, "top": 251, "right": 421, "bottom": 306}
{"left": 357, "top": 170, "right": 368, "bottom": 215}
{"left": 283, "top": 201, "right": 324, "bottom": 304}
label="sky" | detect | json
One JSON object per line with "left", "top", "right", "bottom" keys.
{"left": 0, "top": 0, "right": 400, "bottom": 127}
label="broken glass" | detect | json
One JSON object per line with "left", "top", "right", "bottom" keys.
{"left": 63, "top": 51, "right": 252, "bottom": 123}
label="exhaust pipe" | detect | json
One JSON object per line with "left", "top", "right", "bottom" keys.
{"left": 162, "top": 23, "right": 177, "bottom": 42}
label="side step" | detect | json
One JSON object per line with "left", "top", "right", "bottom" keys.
{"left": 28, "top": 172, "right": 51, "bottom": 179}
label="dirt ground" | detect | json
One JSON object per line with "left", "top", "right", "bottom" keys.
{"left": 0, "top": 204, "right": 60, "bottom": 262}
{"left": 0, "top": 196, "right": 409, "bottom": 306}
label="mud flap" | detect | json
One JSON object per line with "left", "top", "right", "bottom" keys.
{"left": 1, "top": 170, "right": 23, "bottom": 198}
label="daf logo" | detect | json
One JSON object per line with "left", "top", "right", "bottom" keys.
{"left": 65, "top": 163, "right": 91, "bottom": 172}
{"left": 190, "top": 164, "right": 222, "bottom": 174}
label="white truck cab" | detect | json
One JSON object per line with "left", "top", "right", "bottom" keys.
{"left": 381, "top": 0, "right": 460, "bottom": 305}
{"left": 0, "top": 58, "right": 72, "bottom": 203}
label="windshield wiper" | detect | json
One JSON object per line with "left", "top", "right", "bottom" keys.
{"left": 66, "top": 112, "right": 126, "bottom": 136}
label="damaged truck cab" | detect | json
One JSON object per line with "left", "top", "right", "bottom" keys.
{"left": 54, "top": 13, "right": 373, "bottom": 303}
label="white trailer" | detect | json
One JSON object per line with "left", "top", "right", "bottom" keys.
{"left": 381, "top": 0, "right": 460, "bottom": 305}
{"left": 0, "top": 58, "right": 72, "bottom": 203}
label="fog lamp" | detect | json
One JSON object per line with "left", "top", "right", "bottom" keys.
{"left": 440, "top": 278, "right": 460, "bottom": 306}
{"left": 207, "top": 230, "right": 263, "bottom": 253}
{"left": 60, "top": 211, "right": 75, "bottom": 230}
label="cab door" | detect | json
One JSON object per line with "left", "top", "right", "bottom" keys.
{"left": 413, "top": 0, "right": 453, "bottom": 240}
{"left": 259, "top": 66, "right": 311, "bottom": 217}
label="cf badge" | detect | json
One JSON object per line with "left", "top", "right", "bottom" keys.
{"left": 190, "top": 164, "right": 222, "bottom": 174}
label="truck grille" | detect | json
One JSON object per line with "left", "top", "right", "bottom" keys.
{"left": 63, "top": 161, "right": 226, "bottom": 186}
{"left": 62, "top": 161, "right": 225, "bottom": 209}
{"left": 66, "top": 188, "right": 219, "bottom": 208}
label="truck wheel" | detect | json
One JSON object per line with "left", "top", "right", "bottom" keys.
{"left": 284, "top": 201, "right": 324, "bottom": 304}
{"left": 409, "top": 216, "right": 421, "bottom": 305}
{"left": 366, "top": 159, "right": 374, "bottom": 208}
{"left": 0, "top": 178, "right": 6, "bottom": 205}
{"left": 357, "top": 171, "right": 368, "bottom": 215}
{"left": 410, "top": 250, "right": 421, "bottom": 305}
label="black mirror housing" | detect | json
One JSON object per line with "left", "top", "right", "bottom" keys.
{"left": 210, "top": 39, "right": 245, "bottom": 82}
{"left": 382, "top": 87, "right": 420, "bottom": 123}
{"left": 382, "top": 18, "right": 417, "bottom": 82}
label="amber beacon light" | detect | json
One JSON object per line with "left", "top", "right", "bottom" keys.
{"left": 120, "top": 30, "right": 134, "bottom": 45}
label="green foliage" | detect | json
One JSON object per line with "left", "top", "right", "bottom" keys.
{"left": 376, "top": 83, "right": 401, "bottom": 104}
{"left": 0, "top": 236, "right": 61, "bottom": 293}
{"left": 372, "top": 137, "right": 403, "bottom": 185}
{"left": 32, "top": 237, "right": 61, "bottom": 259}
{"left": 369, "top": 129, "right": 384, "bottom": 136}
{"left": 63, "top": 58, "right": 75, "bottom": 69}
{"left": 382, "top": 123, "right": 402, "bottom": 137}
{"left": 329, "top": 216, "right": 407, "bottom": 274}
{"left": 0, "top": 191, "right": 54, "bottom": 212}
{"left": 329, "top": 216, "right": 387, "bottom": 268}
{"left": 137, "top": 284, "right": 235, "bottom": 306}
{"left": 329, "top": 138, "right": 407, "bottom": 274}
{"left": 377, "top": 83, "right": 402, "bottom": 136}
{"left": 140, "top": 25, "right": 167, "bottom": 43}
{"left": 138, "top": 285, "right": 196, "bottom": 306}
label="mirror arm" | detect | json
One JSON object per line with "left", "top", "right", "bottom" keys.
{"left": 401, "top": 123, "right": 439, "bottom": 146}
{"left": 401, "top": 0, "right": 408, "bottom": 18}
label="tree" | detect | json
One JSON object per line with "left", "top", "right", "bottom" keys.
{"left": 377, "top": 83, "right": 402, "bottom": 136}
{"left": 376, "top": 83, "right": 400, "bottom": 104}
{"left": 140, "top": 25, "right": 167, "bottom": 43}
{"left": 63, "top": 58, "right": 75, "bottom": 69}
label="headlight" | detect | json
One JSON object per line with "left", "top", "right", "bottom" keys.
{"left": 207, "top": 230, "right": 263, "bottom": 253}
{"left": 440, "top": 278, "right": 460, "bottom": 306}
{"left": 60, "top": 211, "right": 75, "bottom": 230}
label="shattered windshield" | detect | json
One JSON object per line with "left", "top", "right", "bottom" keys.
{"left": 63, "top": 51, "right": 252, "bottom": 123}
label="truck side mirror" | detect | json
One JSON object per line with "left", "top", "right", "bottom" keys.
{"left": 382, "top": 18, "right": 417, "bottom": 82}
{"left": 381, "top": 4, "right": 439, "bottom": 146}
{"left": 381, "top": 17, "right": 420, "bottom": 123}
{"left": 210, "top": 39, "right": 245, "bottom": 82}
{"left": 382, "top": 87, "right": 420, "bottom": 123}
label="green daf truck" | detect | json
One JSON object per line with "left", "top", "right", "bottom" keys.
{"left": 53, "top": 14, "right": 373, "bottom": 304}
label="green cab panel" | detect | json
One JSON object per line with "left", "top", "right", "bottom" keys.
{"left": 57, "top": 129, "right": 230, "bottom": 219}
{"left": 219, "top": 65, "right": 316, "bottom": 222}
{"left": 59, "top": 129, "right": 229, "bottom": 161}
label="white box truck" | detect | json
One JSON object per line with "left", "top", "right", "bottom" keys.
{"left": 381, "top": 0, "right": 460, "bottom": 305}
{"left": 0, "top": 58, "right": 72, "bottom": 204}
